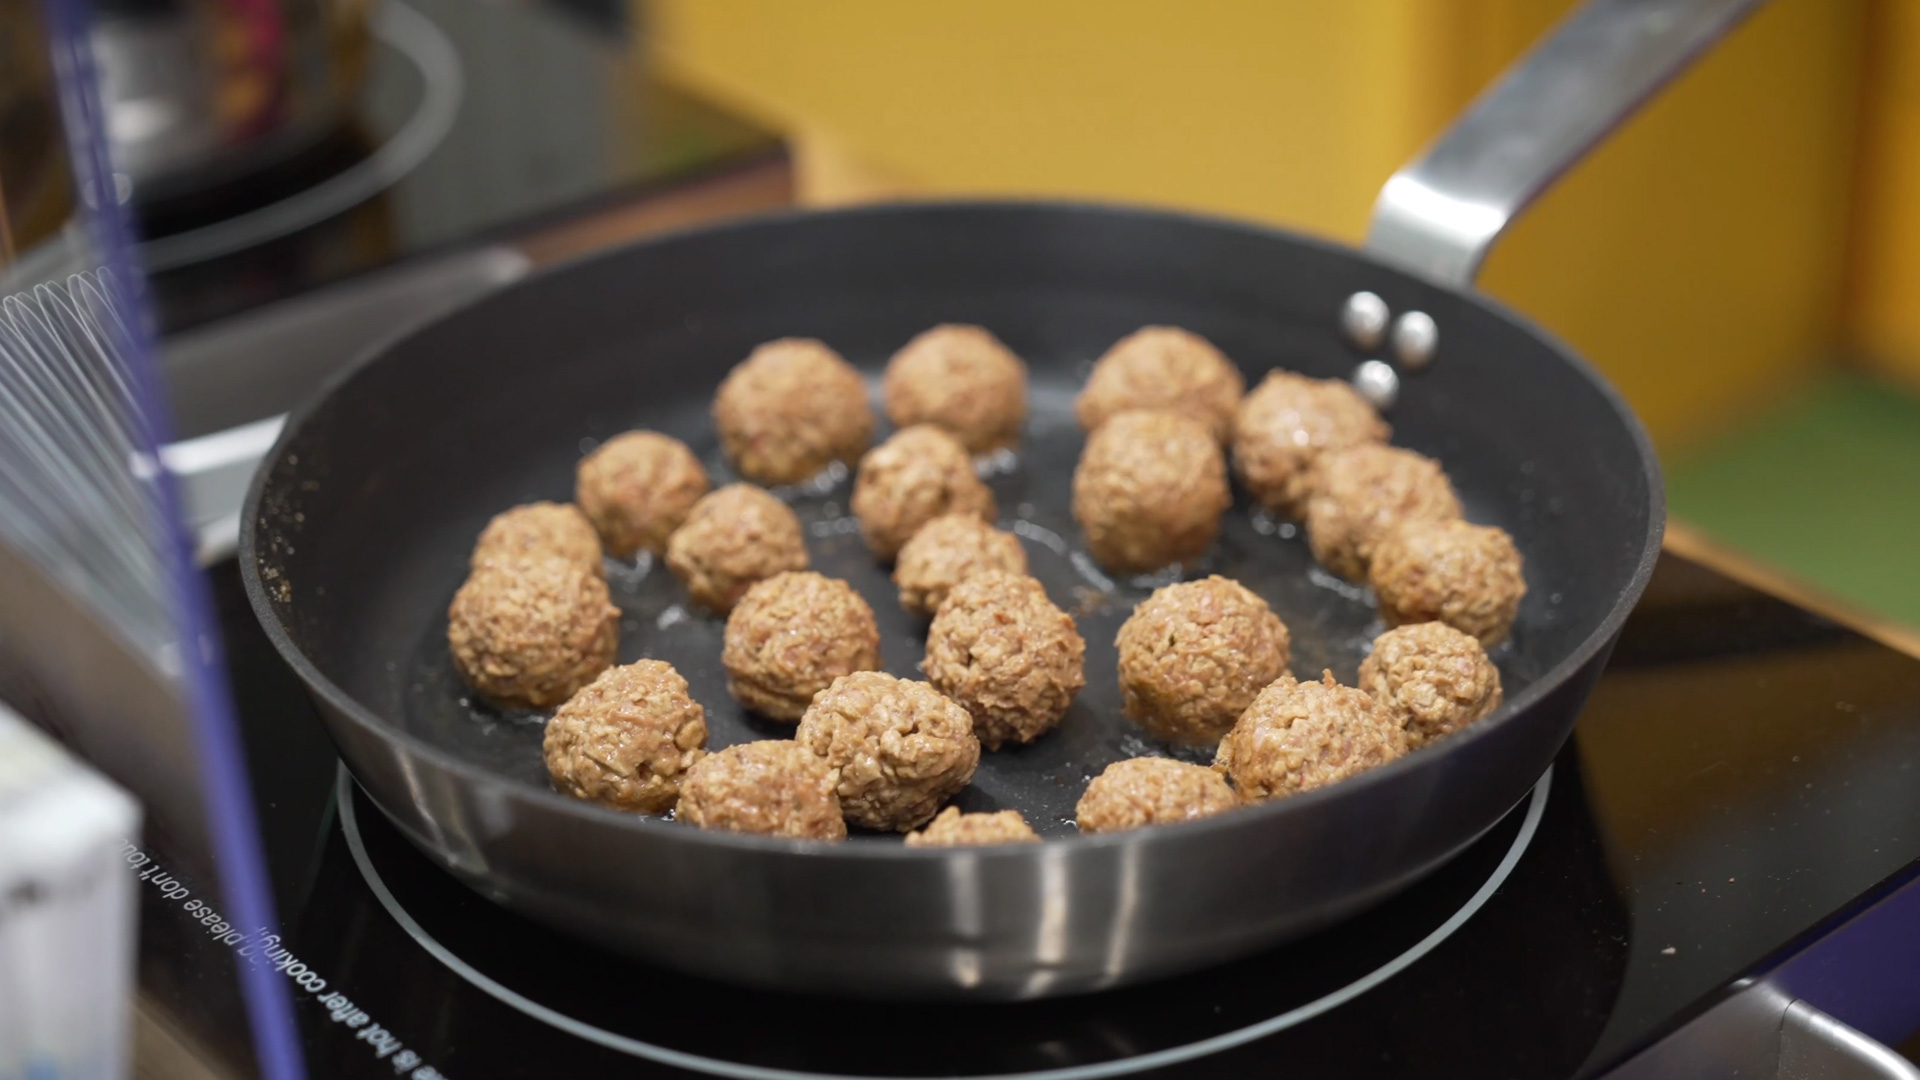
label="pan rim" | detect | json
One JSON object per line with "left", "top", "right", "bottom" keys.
{"left": 239, "top": 197, "right": 1665, "bottom": 859}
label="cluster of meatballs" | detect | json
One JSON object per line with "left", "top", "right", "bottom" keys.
{"left": 445, "top": 318, "right": 1527, "bottom": 846}
{"left": 1070, "top": 325, "right": 1526, "bottom": 642}
{"left": 1066, "top": 326, "right": 1523, "bottom": 828}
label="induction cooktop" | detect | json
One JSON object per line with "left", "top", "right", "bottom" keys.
{"left": 124, "top": 541, "right": 1920, "bottom": 1079}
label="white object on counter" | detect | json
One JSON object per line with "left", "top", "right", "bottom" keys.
{"left": 157, "top": 414, "right": 286, "bottom": 564}
{"left": 0, "top": 701, "right": 142, "bottom": 1080}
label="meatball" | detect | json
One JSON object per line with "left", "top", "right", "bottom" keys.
{"left": 1232, "top": 371, "right": 1389, "bottom": 517}
{"left": 447, "top": 556, "right": 620, "bottom": 709}
{"left": 1114, "top": 576, "right": 1290, "bottom": 744}
{"left": 1359, "top": 622, "right": 1503, "bottom": 749}
{"left": 1305, "top": 444, "right": 1462, "bottom": 582}
{"left": 722, "top": 571, "right": 882, "bottom": 721}
{"left": 795, "top": 672, "right": 980, "bottom": 832}
{"left": 542, "top": 660, "right": 708, "bottom": 813}
{"left": 471, "top": 502, "right": 603, "bottom": 572}
{"left": 904, "top": 806, "right": 1040, "bottom": 847}
{"left": 1215, "top": 672, "right": 1407, "bottom": 802}
{"left": 1071, "top": 410, "right": 1231, "bottom": 574}
{"left": 664, "top": 484, "right": 810, "bottom": 614}
{"left": 575, "top": 431, "right": 711, "bottom": 558}
{"left": 678, "top": 740, "right": 847, "bottom": 840}
{"left": 849, "top": 425, "right": 996, "bottom": 561}
{"left": 893, "top": 513, "right": 1029, "bottom": 616}
{"left": 1076, "top": 326, "right": 1244, "bottom": 442}
{"left": 923, "top": 571, "right": 1085, "bottom": 750}
{"left": 1075, "top": 758, "right": 1238, "bottom": 834}
{"left": 1370, "top": 519, "right": 1527, "bottom": 646}
{"left": 713, "top": 338, "right": 874, "bottom": 485}
{"left": 882, "top": 324, "right": 1028, "bottom": 453}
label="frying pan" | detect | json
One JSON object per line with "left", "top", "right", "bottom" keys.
{"left": 241, "top": 0, "right": 1749, "bottom": 998}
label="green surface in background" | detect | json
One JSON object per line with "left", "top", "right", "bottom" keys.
{"left": 1667, "top": 372, "right": 1920, "bottom": 629}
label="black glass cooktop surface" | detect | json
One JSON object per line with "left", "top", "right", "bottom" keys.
{"left": 131, "top": 550, "right": 1920, "bottom": 1078}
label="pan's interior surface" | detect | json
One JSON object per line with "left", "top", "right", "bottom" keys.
{"left": 388, "top": 382, "right": 1541, "bottom": 833}
{"left": 251, "top": 204, "right": 1655, "bottom": 840}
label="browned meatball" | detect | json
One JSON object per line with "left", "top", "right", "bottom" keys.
{"left": 713, "top": 338, "right": 874, "bottom": 485}
{"left": 923, "top": 571, "right": 1085, "bottom": 750}
{"left": 1359, "top": 622, "right": 1503, "bottom": 749}
{"left": 1215, "top": 672, "right": 1406, "bottom": 801}
{"left": 795, "top": 672, "right": 980, "bottom": 832}
{"left": 1370, "top": 519, "right": 1527, "bottom": 646}
{"left": 882, "top": 324, "right": 1028, "bottom": 453}
{"left": 1072, "top": 410, "right": 1231, "bottom": 574}
{"left": 471, "top": 502, "right": 603, "bottom": 572}
{"left": 664, "top": 484, "right": 810, "bottom": 614}
{"left": 1114, "top": 576, "right": 1290, "bottom": 744}
{"left": 575, "top": 431, "right": 711, "bottom": 558}
{"left": 1076, "top": 326, "right": 1244, "bottom": 442}
{"left": 1233, "top": 371, "right": 1389, "bottom": 517}
{"left": 543, "top": 660, "right": 708, "bottom": 813}
{"left": 849, "top": 425, "right": 996, "bottom": 561}
{"left": 722, "top": 572, "right": 882, "bottom": 721}
{"left": 904, "top": 806, "right": 1040, "bottom": 847}
{"left": 678, "top": 740, "right": 846, "bottom": 840}
{"left": 447, "top": 556, "right": 620, "bottom": 709}
{"left": 1075, "top": 758, "right": 1238, "bottom": 833}
{"left": 893, "top": 513, "right": 1029, "bottom": 616}
{"left": 1305, "top": 444, "right": 1462, "bottom": 582}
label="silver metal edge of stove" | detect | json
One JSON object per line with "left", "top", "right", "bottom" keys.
{"left": 160, "top": 245, "right": 533, "bottom": 563}
{"left": 1605, "top": 986, "right": 1920, "bottom": 1080}
{"left": 1602, "top": 850, "right": 1920, "bottom": 1080}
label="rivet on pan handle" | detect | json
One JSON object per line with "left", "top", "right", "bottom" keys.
{"left": 1346, "top": 0, "right": 1767, "bottom": 382}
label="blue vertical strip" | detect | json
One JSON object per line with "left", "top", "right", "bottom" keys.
{"left": 37, "top": 2, "right": 309, "bottom": 1079}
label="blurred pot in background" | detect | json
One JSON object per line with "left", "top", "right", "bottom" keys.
{"left": 88, "top": 0, "right": 375, "bottom": 202}
{"left": 0, "top": 0, "right": 76, "bottom": 270}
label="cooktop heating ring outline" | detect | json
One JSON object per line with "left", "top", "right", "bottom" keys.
{"left": 338, "top": 763, "right": 1552, "bottom": 1080}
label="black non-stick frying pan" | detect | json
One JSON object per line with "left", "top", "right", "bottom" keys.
{"left": 241, "top": 0, "right": 1754, "bottom": 998}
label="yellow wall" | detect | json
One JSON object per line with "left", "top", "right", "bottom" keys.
{"left": 651, "top": 3, "right": 1441, "bottom": 233}
{"left": 649, "top": 0, "right": 1865, "bottom": 452}
{"left": 1480, "top": 0, "right": 1863, "bottom": 446}
{"left": 1848, "top": 0, "right": 1920, "bottom": 384}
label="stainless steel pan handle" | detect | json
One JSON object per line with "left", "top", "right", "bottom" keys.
{"left": 1365, "top": 0, "right": 1766, "bottom": 290}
